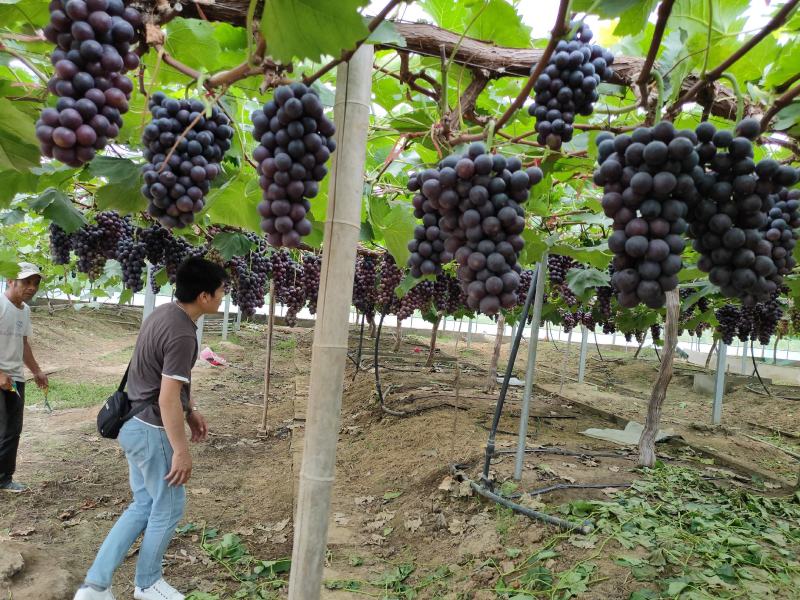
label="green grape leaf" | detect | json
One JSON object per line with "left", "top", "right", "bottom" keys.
{"left": 377, "top": 202, "right": 417, "bottom": 267}
{"left": 202, "top": 172, "right": 261, "bottom": 233}
{"left": 0, "top": 169, "right": 38, "bottom": 208}
{"left": 0, "top": 247, "right": 20, "bottom": 279}
{"left": 164, "top": 18, "right": 222, "bottom": 72}
{"left": 260, "top": 0, "right": 369, "bottom": 64}
{"left": 212, "top": 231, "right": 255, "bottom": 260}
{"left": 565, "top": 267, "right": 610, "bottom": 299}
{"left": 26, "top": 188, "right": 87, "bottom": 233}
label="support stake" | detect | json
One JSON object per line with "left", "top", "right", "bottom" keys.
{"left": 712, "top": 342, "right": 727, "bottom": 425}
{"left": 288, "top": 44, "right": 372, "bottom": 600}
{"left": 513, "top": 258, "right": 547, "bottom": 481}
{"left": 260, "top": 281, "right": 276, "bottom": 433}
{"left": 222, "top": 294, "right": 231, "bottom": 341}
{"left": 143, "top": 263, "right": 156, "bottom": 322}
{"left": 578, "top": 325, "right": 589, "bottom": 383}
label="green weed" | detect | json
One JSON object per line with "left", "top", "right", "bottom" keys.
{"left": 26, "top": 380, "right": 116, "bottom": 410}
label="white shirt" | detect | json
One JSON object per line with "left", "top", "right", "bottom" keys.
{"left": 0, "top": 294, "right": 32, "bottom": 381}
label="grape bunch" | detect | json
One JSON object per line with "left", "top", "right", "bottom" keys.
{"left": 528, "top": 22, "right": 614, "bottom": 149}
{"left": 49, "top": 223, "right": 72, "bottom": 264}
{"left": 116, "top": 235, "right": 146, "bottom": 291}
{"left": 433, "top": 271, "right": 466, "bottom": 315}
{"left": 547, "top": 254, "right": 580, "bottom": 305}
{"left": 596, "top": 122, "right": 698, "bottom": 308}
{"left": 396, "top": 280, "right": 434, "bottom": 321}
{"left": 353, "top": 254, "right": 379, "bottom": 319}
{"left": 752, "top": 292, "right": 783, "bottom": 345}
{"left": 687, "top": 119, "right": 789, "bottom": 304}
{"left": 408, "top": 142, "right": 543, "bottom": 315}
{"left": 376, "top": 253, "right": 404, "bottom": 315}
{"left": 140, "top": 93, "right": 233, "bottom": 228}
{"left": 650, "top": 323, "right": 662, "bottom": 343}
{"left": 270, "top": 250, "right": 306, "bottom": 325}
{"left": 252, "top": 83, "right": 335, "bottom": 247}
{"left": 225, "top": 234, "right": 269, "bottom": 318}
{"left": 302, "top": 253, "right": 321, "bottom": 314}
{"left": 69, "top": 210, "right": 132, "bottom": 279}
{"left": 39, "top": 0, "right": 141, "bottom": 166}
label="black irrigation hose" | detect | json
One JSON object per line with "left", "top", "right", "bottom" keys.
{"left": 481, "top": 265, "right": 539, "bottom": 487}
{"left": 493, "top": 446, "right": 635, "bottom": 459}
{"left": 508, "top": 482, "right": 633, "bottom": 499}
{"left": 451, "top": 466, "right": 593, "bottom": 534}
{"left": 352, "top": 312, "right": 367, "bottom": 380}
{"left": 374, "top": 313, "right": 405, "bottom": 416}
{"left": 750, "top": 339, "right": 772, "bottom": 397}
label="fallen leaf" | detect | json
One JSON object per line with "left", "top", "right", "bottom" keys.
{"left": 190, "top": 487, "right": 211, "bottom": 495}
{"left": 438, "top": 476, "right": 455, "bottom": 491}
{"left": 404, "top": 517, "right": 422, "bottom": 532}
{"left": 608, "top": 465, "right": 621, "bottom": 473}
{"left": 9, "top": 527, "right": 35, "bottom": 537}
{"left": 448, "top": 518, "right": 466, "bottom": 535}
{"left": 568, "top": 536, "right": 596, "bottom": 549}
{"left": 354, "top": 496, "right": 375, "bottom": 506}
{"left": 233, "top": 526, "right": 254, "bottom": 537}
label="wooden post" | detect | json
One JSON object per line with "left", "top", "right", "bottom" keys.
{"left": 425, "top": 315, "right": 441, "bottom": 367}
{"left": 485, "top": 314, "right": 505, "bottom": 392}
{"left": 259, "top": 281, "right": 276, "bottom": 433}
{"left": 638, "top": 289, "right": 680, "bottom": 467}
{"left": 288, "top": 44, "right": 372, "bottom": 600}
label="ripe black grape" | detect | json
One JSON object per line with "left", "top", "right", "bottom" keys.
{"left": 252, "top": 83, "right": 335, "bottom": 247}
{"left": 49, "top": 223, "right": 72, "bottom": 264}
{"left": 528, "top": 22, "right": 614, "bottom": 149}
{"left": 353, "top": 254, "right": 379, "bottom": 320}
{"left": 407, "top": 143, "right": 543, "bottom": 315}
{"left": 140, "top": 93, "right": 232, "bottom": 228}
{"left": 39, "top": 0, "right": 141, "bottom": 165}
{"left": 597, "top": 123, "right": 698, "bottom": 308}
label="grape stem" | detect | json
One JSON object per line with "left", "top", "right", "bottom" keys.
{"left": 760, "top": 80, "right": 800, "bottom": 133}
{"left": 717, "top": 72, "right": 743, "bottom": 123}
{"left": 636, "top": 0, "right": 676, "bottom": 109}
{"left": 491, "top": 0, "right": 572, "bottom": 132}
{"left": 0, "top": 42, "right": 48, "bottom": 84}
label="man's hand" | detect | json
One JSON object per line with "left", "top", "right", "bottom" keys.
{"left": 187, "top": 410, "right": 209, "bottom": 443}
{"left": 33, "top": 370, "right": 48, "bottom": 389}
{"left": 165, "top": 449, "right": 192, "bottom": 486}
{"left": 0, "top": 372, "right": 12, "bottom": 392}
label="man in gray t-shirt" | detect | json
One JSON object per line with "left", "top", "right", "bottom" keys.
{"left": 75, "top": 257, "right": 228, "bottom": 600}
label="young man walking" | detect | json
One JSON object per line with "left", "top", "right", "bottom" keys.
{"left": 74, "top": 257, "right": 227, "bottom": 600}
{"left": 0, "top": 262, "right": 48, "bottom": 493}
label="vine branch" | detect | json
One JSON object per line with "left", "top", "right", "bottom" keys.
{"left": 636, "top": 0, "right": 675, "bottom": 109}
{"left": 493, "top": 0, "right": 571, "bottom": 131}
{"left": 0, "top": 42, "right": 49, "bottom": 84}
{"left": 760, "top": 80, "right": 800, "bottom": 132}
{"left": 667, "top": 0, "right": 800, "bottom": 117}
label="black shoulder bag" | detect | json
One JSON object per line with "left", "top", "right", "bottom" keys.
{"left": 97, "top": 363, "right": 148, "bottom": 439}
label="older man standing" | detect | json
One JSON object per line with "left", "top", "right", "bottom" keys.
{"left": 0, "top": 262, "right": 48, "bottom": 492}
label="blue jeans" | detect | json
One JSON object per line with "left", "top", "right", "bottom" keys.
{"left": 86, "top": 418, "right": 186, "bottom": 589}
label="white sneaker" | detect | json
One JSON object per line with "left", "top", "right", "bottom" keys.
{"left": 73, "top": 585, "right": 116, "bottom": 600}
{"left": 133, "top": 578, "right": 185, "bottom": 600}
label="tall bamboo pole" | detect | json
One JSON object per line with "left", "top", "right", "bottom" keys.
{"left": 288, "top": 44, "right": 373, "bottom": 600}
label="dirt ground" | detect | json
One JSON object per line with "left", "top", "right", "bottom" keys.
{"left": 1, "top": 308, "right": 798, "bottom": 599}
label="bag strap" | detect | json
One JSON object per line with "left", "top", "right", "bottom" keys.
{"left": 118, "top": 362, "right": 131, "bottom": 392}
{"left": 123, "top": 401, "right": 150, "bottom": 422}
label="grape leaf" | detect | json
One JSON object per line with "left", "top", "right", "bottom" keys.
{"left": 212, "top": 231, "right": 255, "bottom": 260}
{"left": 0, "top": 169, "right": 37, "bottom": 208}
{"left": 566, "top": 267, "right": 610, "bottom": 299}
{"left": 26, "top": 188, "right": 86, "bottom": 233}
{"left": 377, "top": 202, "right": 417, "bottom": 267}
{"left": 260, "top": 0, "right": 369, "bottom": 64}
{"left": 202, "top": 172, "right": 261, "bottom": 233}
{"left": 164, "top": 18, "right": 222, "bottom": 72}
{"left": 0, "top": 247, "right": 20, "bottom": 279}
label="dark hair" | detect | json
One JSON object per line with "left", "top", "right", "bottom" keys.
{"left": 175, "top": 257, "right": 228, "bottom": 303}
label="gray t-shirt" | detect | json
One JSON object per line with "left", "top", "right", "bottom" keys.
{"left": 128, "top": 302, "right": 198, "bottom": 427}
{"left": 0, "top": 294, "right": 33, "bottom": 381}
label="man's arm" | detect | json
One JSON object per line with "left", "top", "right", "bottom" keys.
{"left": 22, "top": 337, "right": 47, "bottom": 388}
{"left": 160, "top": 376, "right": 192, "bottom": 486}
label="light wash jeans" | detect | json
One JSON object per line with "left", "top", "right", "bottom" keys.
{"left": 85, "top": 418, "right": 186, "bottom": 589}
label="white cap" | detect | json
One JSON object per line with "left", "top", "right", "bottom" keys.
{"left": 16, "top": 262, "right": 42, "bottom": 280}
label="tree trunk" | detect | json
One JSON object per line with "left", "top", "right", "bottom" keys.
{"left": 633, "top": 335, "right": 646, "bottom": 358}
{"left": 638, "top": 289, "right": 680, "bottom": 467}
{"left": 425, "top": 315, "right": 441, "bottom": 367}
{"left": 485, "top": 315, "right": 505, "bottom": 392}
{"left": 705, "top": 339, "right": 718, "bottom": 369}
{"left": 393, "top": 318, "right": 402, "bottom": 352}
